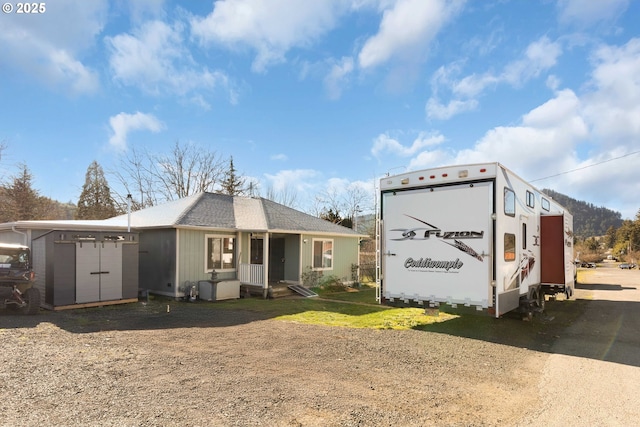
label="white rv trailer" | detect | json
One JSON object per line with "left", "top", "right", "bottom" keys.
{"left": 377, "top": 162, "right": 575, "bottom": 318}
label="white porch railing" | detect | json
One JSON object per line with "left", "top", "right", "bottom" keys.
{"left": 239, "top": 263, "right": 265, "bottom": 286}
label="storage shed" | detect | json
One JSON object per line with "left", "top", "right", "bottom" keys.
{"left": 0, "top": 221, "right": 139, "bottom": 310}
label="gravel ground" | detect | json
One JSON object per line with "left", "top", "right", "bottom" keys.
{"left": 1, "top": 266, "right": 638, "bottom": 427}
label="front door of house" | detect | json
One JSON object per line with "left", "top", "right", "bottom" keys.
{"left": 269, "top": 238, "right": 285, "bottom": 283}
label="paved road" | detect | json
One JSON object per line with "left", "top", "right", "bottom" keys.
{"left": 519, "top": 262, "right": 640, "bottom": 426}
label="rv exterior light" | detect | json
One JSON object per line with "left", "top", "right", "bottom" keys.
{"left": 418, "top": 176, "right": 424, "bottom": 180}
{"left": 442, "top": 173, "right": 448, "bottom": 178}
{"left": 458, "top": 170, "right": 468, "bottom": 178}
{"left": 430, "top": 175, "right": 436, "bottom": 179}
{"left": 401, "top": 178, "right": 409, "bottom": 184}
{"left": 480, "top": 168, "right": 487, "bottom": 173}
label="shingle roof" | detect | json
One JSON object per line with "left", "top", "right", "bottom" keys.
{"left": 114, "top": 192, "right": 360, "bottom": 236}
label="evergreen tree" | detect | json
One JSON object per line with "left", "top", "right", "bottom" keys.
{"left": 219, "top": 156, "right": 245, "bottom": 196}
{"left": 76, "top": 161, "right": 118, "bottom": 220}
{"left": 0, "top": 163, "right": 43, "bottom": 222}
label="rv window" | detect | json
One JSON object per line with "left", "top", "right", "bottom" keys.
{"left": 312, "top": 239, "right": 333, "bottom": 270}
{"left": 541, "top": 198, "right": 550, "bottom": 211}
{"left": 504, "top": 188, "right": 515, "bottom": 216}
{"left": 522, "top": 224, "right": 527, "bottom": 249}
{"left": 526, "top": 191, "right": 535, "bottom": 208}
{"left": 504, "top": 233, "right": 516, "bottom": 261}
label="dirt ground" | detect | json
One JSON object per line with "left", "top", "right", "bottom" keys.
{"left": 1, "top": 265, "right": 639, "bottom": 426}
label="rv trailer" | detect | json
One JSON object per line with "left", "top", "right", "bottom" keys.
{"left": 377, "top": 163, "right": 575, "bottom": 319}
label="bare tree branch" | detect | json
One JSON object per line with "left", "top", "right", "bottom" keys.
{"left": 112, "top": 141, "right": 225, "bottom": 209}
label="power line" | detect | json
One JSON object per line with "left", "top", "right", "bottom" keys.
{"left": 530, "top": 149, "right": 640, "bottom": 183}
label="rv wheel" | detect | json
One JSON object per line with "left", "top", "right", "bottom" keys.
{"left": 537, "top": 290, "right": 545, "bottom": 311}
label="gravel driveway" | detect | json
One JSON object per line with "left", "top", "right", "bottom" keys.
{"left": 2, "top": 264, "right": 639, "bottom": 426}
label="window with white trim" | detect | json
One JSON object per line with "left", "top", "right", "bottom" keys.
{"left": 312, "top": 239, "right": 333, "bottom": 270}
{"left": 206, "top": 235, "right": 235, "bottom": 271}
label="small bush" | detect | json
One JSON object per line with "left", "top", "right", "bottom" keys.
{"left": 301, "top": 267, "right": 322, "bottom": 287}
{"left": 318, "top": 274, "right": 347, "bottom": 292}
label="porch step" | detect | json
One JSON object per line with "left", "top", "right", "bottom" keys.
{"left": 288, "top": 284, "right": 318, "bottom": 298}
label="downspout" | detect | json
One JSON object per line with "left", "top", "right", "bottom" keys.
{"left": 12, "top": 226, "right": 28, "bottom": 246}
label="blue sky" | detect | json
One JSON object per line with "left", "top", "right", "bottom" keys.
{"left": 1, "top": 0, "right": 639, "bottom": 219}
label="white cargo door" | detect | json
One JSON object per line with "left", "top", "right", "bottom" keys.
{"left": 76, "top": 242, "right": 100, "bottom": 303}
{"left": 381, "top": 181, "right": 492, "bottom": 308}
{"left": 100, "top": 242, "right": 123, "bottom": 301}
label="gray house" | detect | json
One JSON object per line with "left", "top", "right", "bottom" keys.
{"left": 1, "top": 192, "right": 364, "bottom": 305}
{"left": 106, "top": 192, "right": 363, "bottom": 299}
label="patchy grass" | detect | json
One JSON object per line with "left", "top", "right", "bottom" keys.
{"left": 212, "top": 285, "right": 456, "bottom": 329}
{"left": 276, "top": 307, "right": 457, "bottom": 329}
{"left": 313, "top": 285, "right": 378, "bottom": 304}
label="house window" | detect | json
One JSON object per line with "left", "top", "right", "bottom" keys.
{"left": 312, "top": 239, "right": 333, "bottom": 270}
{"left": 206, "top": 235, "right": 235, "bottom": 271}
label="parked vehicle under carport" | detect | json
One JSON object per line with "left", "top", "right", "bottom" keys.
{"left": 0, "top": 243, "right": 39, "bottom": 314}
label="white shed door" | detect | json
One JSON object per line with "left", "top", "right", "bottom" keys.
{"left": 100, "top": 242, "right": 122, "bottom": 301}
{"left": 75, "top": 242, "right": 123, "bottom": 303}
{"left": 76, "top": 242, "right": 100, "bottom": 303}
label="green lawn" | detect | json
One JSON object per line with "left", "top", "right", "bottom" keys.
{"left": 211, "top": 285, "right": 457, "bottom": 330}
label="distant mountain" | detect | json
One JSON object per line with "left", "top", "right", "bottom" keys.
{"left": 542, "top": 189, "right": 623, "bottom": 238}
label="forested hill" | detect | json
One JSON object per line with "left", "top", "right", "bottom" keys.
{"left": 542, "top": 189, "right": 623, "bottom": 238}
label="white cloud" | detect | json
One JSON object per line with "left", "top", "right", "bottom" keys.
{"left": 264, "top": 169, "right": 320, "bottom": 194}
{"left": 427, "top": 36, "right": 562, "bottom": 120}
{"left": 270, "top": 154, "right": 288, "bottom": 161}
{"left": 323, "top": 57, "right": 354, "bottom": 100}
{"left": 453, "top": 89, "right": 586, "bottom": 177}
{"left": 501, "top": 36, "right": 562, "bottom": 86}
{"left": 358, "top": 0, "right": 464, "bottom": 69}
{"left": 557, "top": 0, "right": 629, "bottom": 27}
{"left": 582, "top": 38, "right": 640, "bottom": 145}
{"left": 425, "top": 97, "right": 478, "bottom": 121}
{"left": 190, "top": 0, "right": 348, "bottom": 72}
{"left": 108, "top": 112, "right": 166, "bottom": 151}
{"left": 0, "top": 0, "right": 107, "bottom": 94}
{"left": 371, "top": 132, "right": 445, "bottom": 158}
{"left": 106, "top": 20, "right": 233, "bottom": 101}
